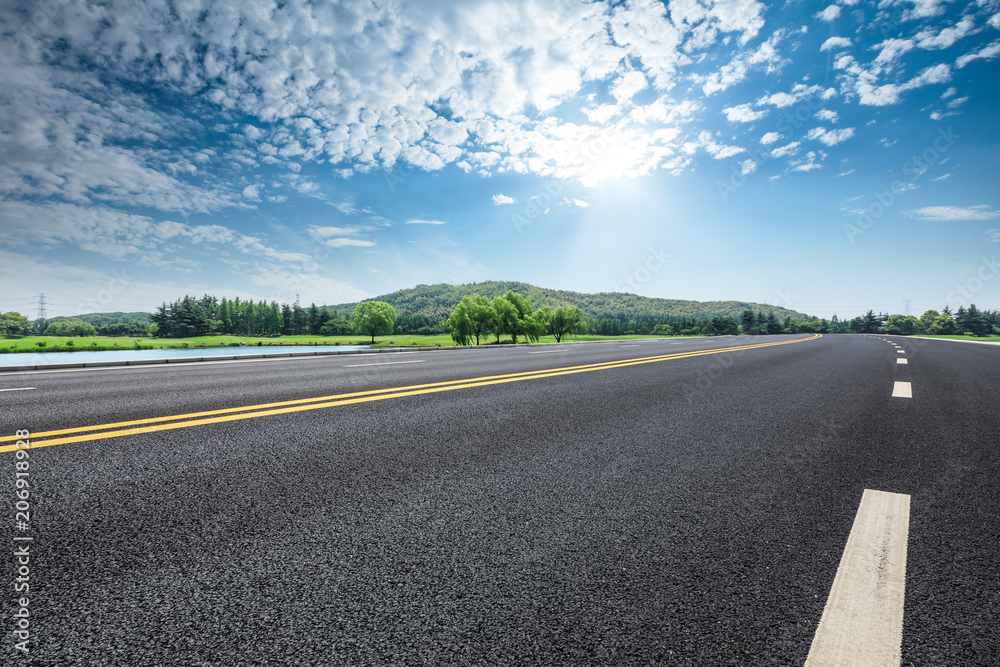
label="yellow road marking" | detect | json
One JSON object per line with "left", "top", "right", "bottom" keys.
{"left": 3, "top": 335, "right": 820, "bottom": 453}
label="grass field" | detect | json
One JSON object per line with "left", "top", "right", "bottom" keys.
{"left": 1, "top": 332, "right": 683, "bottom": 354}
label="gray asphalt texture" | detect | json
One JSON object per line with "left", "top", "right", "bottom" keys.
{"left": 1, "top": 334, "right": 997, "bottom": 665}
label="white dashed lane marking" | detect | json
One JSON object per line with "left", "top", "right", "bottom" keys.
{"left": 806, "top": 489, "right": 911, "bottom": 667}
{"left": 897, "top": 359, "right": 907, "bottom": 365}
{"left": 892, "top": 381, "right": 912, "bottom": 398}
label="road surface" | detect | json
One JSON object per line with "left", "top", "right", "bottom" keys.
{"left": 1, "top": 334, "right": 997, "bottom": 665}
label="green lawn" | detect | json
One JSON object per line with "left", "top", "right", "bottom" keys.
{"left": 1, "top": 332, "right": 687, "bottom": 354}
{"left": 912, "top": 334, "right": 1000, "bottom": 342}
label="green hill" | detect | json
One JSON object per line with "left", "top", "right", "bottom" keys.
{"left": 331, "top": 281, "right": 810, "bottom": 322}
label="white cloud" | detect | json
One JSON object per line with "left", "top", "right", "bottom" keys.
{"left": 909, "top": 205, "right": 1000, "bottom": 222}
{"left": 989, "top": 229, "right": 1000, "bottom": 242}
{"left": 991, "top": 13, "right": 1000, "bottom": 30}
{"left": 790, "top": 151, "right": 823, "bottom": 172}
{"left": 610, "top": 70, "right": 648, "bottom": 103}
{"left": 855, "top": 63, "right": 951, "bottom": 106}
{"left": 757, "top": 83, "right": 826, "bottom": 108}
{"left": 899, "top": 0, "right": 948, "bottom": 20}
{"left": 760, "top": 132, "right": 781, "bottom": 145}
{"left": 406, "top": 219, "right": 448, "bottom": 225}
{"left": 805, "top": 126, "right": 856, "bottom": 146}
{"left": 740, "top": 159, "right": 757, "bottom": 175}
{"left": 564, "top": 197, "right": 589, "bottom": 208}
{"left": 693, "top": 131, "right": 745, "bottom": 159}
{"left": 492, "top": 194, "right": 515, "bottom": 205}
{"left": 873, "top": 39, "right": 915, "bottom": 70}
{"left": 723, "top": 103, "right": 766, "bottom": 122}
{"left": 816, "top": 5, "right": 841, "bottom": 22}
{"left": 957, "top": 39, "right": 1000, "bottom": 68}
{"left": 916, "top": 16, "right": 977, "bottom": 50}
{"left": 821, "top": 37, "right": 852, "bottom": 52}
{"left": 815, "top": 109, "right": 839, "bottom": 122}
{"left": 770, "top": 142, "right": 801, "bottom": 158}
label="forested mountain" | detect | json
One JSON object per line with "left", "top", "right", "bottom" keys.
{"left": 35, "top": 312, "right": 152, "bottom": 336}
{"left": 332, "top": 281, "right": 809, "bottom": 323}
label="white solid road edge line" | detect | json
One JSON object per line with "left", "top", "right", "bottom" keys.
{"left": 806, "top": 489, "right": 911, "bottom": 667}
{"left": 892, "top": 382, "right": 912, "bottom": 398}
{"left": 0, "top": 387, "right": 36, "bottom": 392}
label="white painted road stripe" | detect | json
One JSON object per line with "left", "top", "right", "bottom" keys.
{"left": 896, "top": 350, "right": 905, "bottom": 354}
{"left": 897, "top": 359, "right": 907, "bottom": 365}
{"left": 892, "top": 382, "right": 912, "bottom": 398}
{"left": 527, "top": 349, "right": 568, "bottom": 354}
{"left": 0, "top": 387, "right": 36, "bottom": 392}
{"left": 806, "top": 489, "right": 910, "bottom": 667}
{"left": 344, "top": 360, "right": 425, "bottom": 367}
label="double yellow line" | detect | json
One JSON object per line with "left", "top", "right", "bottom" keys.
{"left": 2, "top": 335, "right": 820, "bottom": 453}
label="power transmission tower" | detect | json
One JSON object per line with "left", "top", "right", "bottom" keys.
{"left": 295, "top": 294, "right": 301, "bottom": 308}
{"left": 34, "top": 293, "right": 48, "bottom": 319}
{"left": 903, "top": 299, "right": 911, "bottom": 316}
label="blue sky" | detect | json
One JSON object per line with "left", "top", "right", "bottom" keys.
{"left": 1, "top": 0, "right": 998, "bottom": 320}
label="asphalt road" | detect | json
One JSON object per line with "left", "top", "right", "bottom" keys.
{"left": 1, "top": 334, "right": 997, "bottom": 665}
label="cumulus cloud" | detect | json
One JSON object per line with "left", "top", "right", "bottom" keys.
{"left": 756, "top": 83, "right": 828, "bottom": 108}
{"left": 957, "top": 39, "right": 1000, "bottom": 68}
{"left": 406, "top": 219, "right": 448, "bottom": 225}
{"left": 916, "top": 16, "right": 977, "bottom": 50}
{"left": 760, "top": 132, "right": 781, "bottom": 145}
{"left": 770, "top": 142, "right": 801, "bottom": 158}
{"left": 492, "top": 194, "right": 515, "bottom": 205}
{"left": 815, "top": 109, "right": 839, "bottom": 122}
{"left": 723, "top": 103, "right": 766, "bottom": 122}
{"left": 805, "top": 126, "right": 856, "bottom": 146}
{"left": 816, "top": 5, "right": 841, "bottom": 22}
{"left": 821, "top": 36, "right": 852, "bottom": 51}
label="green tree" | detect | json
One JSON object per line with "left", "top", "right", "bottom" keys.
{"left": 740, "top": 309, "right": 757, "bottom": 335}
{"left": 0, "top": 312, "right": 30, "bottom": 336}
{"left": 466, "top": 296, "right": 496, "bottom": 345}
{"left": 447, "top": 299, "right": 475, "bottom": 345}
{"left": 493, "top": 292, "right": 540, "bottom": 344}
{"left": 861, "top": 309, "right": 882, "bottom": 334}
{"left": 351, "top": 301, "right": 396, "bottom": 343}
{"left": 539, "top": 306, "right": 585, "bottom": 342}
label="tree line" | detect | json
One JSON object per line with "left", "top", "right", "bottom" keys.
{"left": 150, "top": 295, "right": 352, "bottom": 337}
